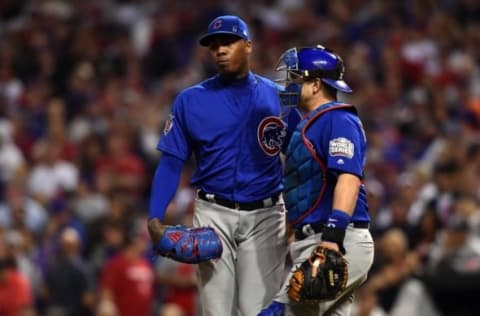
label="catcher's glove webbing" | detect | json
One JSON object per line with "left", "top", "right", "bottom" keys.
{"left": 154, "top": 225, "right": 223, "bottom": 264}
{"left": 288, "top": 246, "right": 348, "bottom": 302}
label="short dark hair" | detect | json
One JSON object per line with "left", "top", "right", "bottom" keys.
{"left": 322, "top": 81, "right": 338, "bottom": 99}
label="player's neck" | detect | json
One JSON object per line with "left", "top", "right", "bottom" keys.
{"left": 304, "top": 96, "right": 335, "bottom": 113}
{"left": 219, "top": 69, "right": 251, "bottom": 84}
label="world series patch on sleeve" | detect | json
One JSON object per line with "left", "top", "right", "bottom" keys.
{"left": 329, "top": 137, "right": 354, "bottom": 159}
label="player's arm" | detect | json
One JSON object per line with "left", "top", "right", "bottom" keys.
{"left": 147, "top": 152, "right": 185, "bottom": 244}
{"left": 332, "top": 173, "right": 361, "bottom": 215}
{"left": 320, "top": 173, "right": 361, "bottom": 252}
{"left": 321, "top": 113, "right": 366, "bottom": 253}
{"left": 148, "top": 152, "right": 223, "bottom": 264}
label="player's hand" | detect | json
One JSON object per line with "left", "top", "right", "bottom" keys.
{"left": 287, "top": 246, "right": 348, "bottom": 302}
{"left": 316, "top": 241, "right": 341, "bottom": 277}
{"left": 147, "top": 218, "right": 167, "bottom": 244}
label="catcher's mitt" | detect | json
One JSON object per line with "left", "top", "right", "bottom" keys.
{"left": 154, "top": 225, "right": 223, "bottom": 264}
{"left": 288, "top": 246, "right": 348, "bottom": 302}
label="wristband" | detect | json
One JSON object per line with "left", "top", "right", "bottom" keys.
{"left": 326, "top": 209, "right": 351, "bottom": 230}
{"left": 322, "top": 209, "right": 350, "bottom": 254}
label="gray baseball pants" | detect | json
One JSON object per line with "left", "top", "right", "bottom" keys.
{"left": 275, "top": 225, "right": 374, "bottom": 316}
{"left": 194, "top": 198, "right": 288, "bottom": 316}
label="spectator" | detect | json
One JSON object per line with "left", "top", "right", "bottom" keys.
{"left": 420, "top": 215, "right": 480, "bottom": 316}
{"left": 4, "top": 229, "right": 43, "bottom": 302}
{"left": 364, "top": 228, "right": 419, "bottom": 313}
{"left": 0, "top": 181, "right": 48, "bottom": 236}
{"left": 42, "top": 227, "right": 95, "bottom": 316}
{"left": 95, "top": 129, "right": 146, "bottom": 200}
{"left": 0, "top": 236, "right": 35, "bottom": 316}
{"left": 88, "top": 220, "right": 129, "bottom": 279}
{"left": 98, "top": 222, "right": 154, "bottom": 316}
{"left": 0, "top": 117, "right": 26, "bottom": 191}
{"left": 27, "top": 140, "right": 79, "bottom": 205}
{"left": 155, "top": 258, "right": 197, "bottom": 316}
{"left": 351, "top": 286, "right": 386, "bottom": 316}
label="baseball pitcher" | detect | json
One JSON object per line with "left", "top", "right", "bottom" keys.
{"left": 148, "top": 15, "right": 299, "bottom": 316}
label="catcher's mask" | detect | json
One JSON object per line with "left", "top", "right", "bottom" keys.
{"left": 275, "top": 45, "right": 352, "bottom": 108}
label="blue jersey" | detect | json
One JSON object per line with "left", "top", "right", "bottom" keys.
{"left": 284, "top": 102, "right": 370, "bottom": 227}
{"left": 159, "top": 71, "right": 288, "bottom": 202}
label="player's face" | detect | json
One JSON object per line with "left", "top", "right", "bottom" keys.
{"left": 208, "top": 35, "right": 252, "bottom": 79}
{"left": 298, "top": 79, "right": 321, "bottom": 110}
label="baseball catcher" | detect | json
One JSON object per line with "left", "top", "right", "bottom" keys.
{"left": 288, "top": 246, "right": 348, "bottom": 303}
{"left": 258, "top": 45, "right": 374, "bottom": 316}
{"left": 153, "top": 225, "right": 223, "bottom": 264}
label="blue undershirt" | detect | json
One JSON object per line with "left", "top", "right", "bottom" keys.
{"left": 148, "top": 153, "right": 184, "bottom": 220}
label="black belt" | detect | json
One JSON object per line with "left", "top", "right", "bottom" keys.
{"left": 295, "top": 221, "right": 370, "bottom": 241}
{"left": 198, "top": 190, "right": 280, "bottom": 211}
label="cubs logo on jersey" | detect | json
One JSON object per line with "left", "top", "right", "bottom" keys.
{"left": 257, "top": 116, "right": 286, "bottom": 156}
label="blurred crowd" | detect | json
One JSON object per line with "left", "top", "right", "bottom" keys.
{"left": 0, "top": 0, "right": 479, "bottom": 316}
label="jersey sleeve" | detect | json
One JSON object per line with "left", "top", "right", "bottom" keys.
{"left": 148, "top": 153, "right": 184, "bottom": 221}
{"left": 324, "top": 111, "right": 366, "bottom": 178}
{"left": 157, "top": 94, "right": 192, "bottom": 161}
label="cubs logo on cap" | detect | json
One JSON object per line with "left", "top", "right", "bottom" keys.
{"left": 212, "top": 19, "right": 222, "bottom": 29}
{"left": 199, "top": 15, "right": 250, "bottom": 46}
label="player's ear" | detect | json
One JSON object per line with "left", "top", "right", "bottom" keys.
{"left": 313, "top": 78, "right": 322, "bottom": 95}
{"left": 245, "top": 40, "right": 252, "bottom": 54}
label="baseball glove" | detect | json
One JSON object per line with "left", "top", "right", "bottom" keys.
{"left": 288, "top": 246, "right": 348, "bottom": 302}
{"left": 154, "top": 225, "right": 223, "bottom": 264}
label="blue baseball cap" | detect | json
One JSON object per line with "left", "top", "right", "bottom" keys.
{"left": 199, "top": 15, "right": 250, "bottom": 46}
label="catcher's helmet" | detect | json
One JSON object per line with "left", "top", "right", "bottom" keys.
{"left": 276, "top": 45, "right": 352, "bottom": 107}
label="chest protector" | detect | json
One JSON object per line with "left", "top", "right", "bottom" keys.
{"left": 284, "top": 104, "right": 354, "bottom": 225}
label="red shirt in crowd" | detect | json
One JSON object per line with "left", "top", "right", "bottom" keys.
{"left": 101, "top": 253, "right": 154, "bottom": 316}
{"left": 164, "top": 263, "right": 197, "bottom": 316}
{"left": 0, "top": 269, "right": 33, "bottom": 316}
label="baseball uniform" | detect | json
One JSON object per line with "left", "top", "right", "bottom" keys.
{"left": 273, "top": 101, "right": 374, "bottom": 316}
{"left": 153, "top": 71, "right": 295, "bottom": 316}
